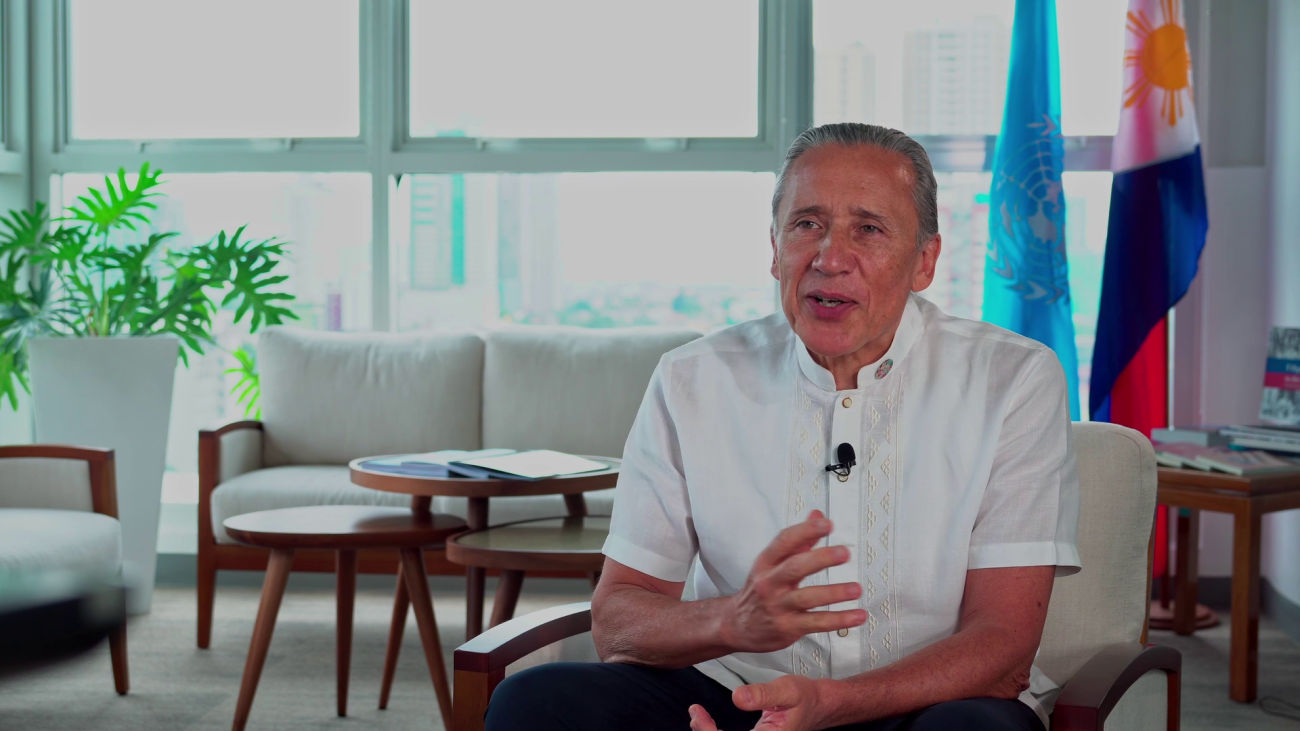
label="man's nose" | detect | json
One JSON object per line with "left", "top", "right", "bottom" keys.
{"left": 811, "top": 229, "right": 853, "bottom": 275}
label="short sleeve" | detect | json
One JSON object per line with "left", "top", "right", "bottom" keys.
{"left": 602, "top": 356, "right": 698, "bottom": 582}
{"left": 967, "top": 349, "right": 1082, "bottom": 577}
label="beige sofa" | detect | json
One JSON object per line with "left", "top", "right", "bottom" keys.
{"left": 196, "top": 325, "right": 699, "bottom": 648}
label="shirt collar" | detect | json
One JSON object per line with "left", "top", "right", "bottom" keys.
{"left": 794, "top": 294, "right": 924, "bottom": 392}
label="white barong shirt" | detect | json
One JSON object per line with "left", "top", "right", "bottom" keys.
{"left": 603, "top": 294, "right": 1081, "bottom": 723}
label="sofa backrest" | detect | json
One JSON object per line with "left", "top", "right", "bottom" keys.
{"left": 482, "top": 326, "right": 700, "bottom": 459}
{"left": 259, "top": 326, "right": 485, "bottom": 466}
{"left": 1037, "top": 421, "right": 1156, "bottom": 685}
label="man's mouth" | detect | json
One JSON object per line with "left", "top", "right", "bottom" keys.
{"left": 806, "top": 291, "right": 855, "bottom": 310}
{"left": 813, "top": 296, "right": 846, "bottom": 308}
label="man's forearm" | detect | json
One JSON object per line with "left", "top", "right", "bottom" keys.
{"left": 592, "top": 584, "right": 739, "bottom": 668}
{"left": 812, "top": 620, "right": 1033, "bottom": 727}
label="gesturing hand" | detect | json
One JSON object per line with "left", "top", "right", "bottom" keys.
{"left": 688, "top": 676, "right": 829, "bottom": 731}
{"left": 720, "top": 509, "right": 865, "bottom": 654}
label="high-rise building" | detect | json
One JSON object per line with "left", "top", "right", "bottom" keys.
{"left": 902, "top": 17, "right": 1010, "bottom": 135}
{"left": 410, "top": 175, "right": 466, "bottom": 291}
{"left": 496, "top": 175, "right": 560, "bottom": 323}
{"left": 814, "top": 42, "right": 876, "bottom": 124}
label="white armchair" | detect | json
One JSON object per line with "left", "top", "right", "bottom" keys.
{"left": 451, "top": 422, "right": 1179, "bottom": 731}
{"left": 0, "top": 445, "right": 129, "bottom": 694}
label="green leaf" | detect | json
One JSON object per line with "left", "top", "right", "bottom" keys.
{"left": 222, "top": 344, "right": 261, "bottom": 419}
{"left": 60, "top": 163, "right": 163, "bottom": 236}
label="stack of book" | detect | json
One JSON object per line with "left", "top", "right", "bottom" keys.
{"left": 1220, "top": 425, "right": 1300, "bottom": 454}
{"left": 1151, "top": 425, "right": 1300, "bottom": 476}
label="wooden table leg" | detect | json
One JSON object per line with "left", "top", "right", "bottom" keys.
{"left": 399, "top": 547, "right": 453, "bottom": 731}
{"left": 377, "top": 494, "right": 430, "bottom": 706}
{"left": 336, "top": 550, "right": 357, "bottom": 717}
{"left": 1230, "top": 503, "right": 1262, "bottom": 703}
{"left": 1173, "top": 507, "right": 1200, "bottom": 635}
{"left": 378, "top": 577, "right": 408, "bottom": 710}
{"left": 564, "top": 493, "right": 588, "bottom": 517}
{"left": 232, "top": 548, "right": 294, "bottom": 731}
{"left": 489, "top": 570, "right": 525, "bottom": 628}
{"left": 466, "top": 497, "right": 490, "bottom": 640}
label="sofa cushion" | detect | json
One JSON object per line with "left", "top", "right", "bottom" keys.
{"left": 211, "top": 466, "right": 616, "bottom": 544}
{"left": 482, "top": 327, "right": 700, "bottom": 459}
{"left": 259, "top": 327, "right": 485, "bottom": 467}
{"left": 212, "top": 466, "right": 412, "bottom": 544}
{"left": 0, "top": 508, "right": 121, "bottom": 576}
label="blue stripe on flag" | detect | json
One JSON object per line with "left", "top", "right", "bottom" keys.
{"left": 1089, "top": 147, "right": 1208, "bottom": 419}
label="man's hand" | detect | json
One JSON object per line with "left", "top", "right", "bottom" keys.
{"left": 720, "top": 510, "right": 866, "bottom": 653}
{"left": 688, "top": 676, "right": 829, "bottom": 731}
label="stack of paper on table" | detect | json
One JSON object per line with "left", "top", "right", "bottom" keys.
{"left": 448, "top": 450, "right": 610, "bottom": 481}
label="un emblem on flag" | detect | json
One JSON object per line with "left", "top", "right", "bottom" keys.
{"left": 986, "top": 114, "right": 1071, "bottom": 305}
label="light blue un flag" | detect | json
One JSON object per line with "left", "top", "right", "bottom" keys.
{"left": 985, "top": 0, "right": 1081, "bottom": 419}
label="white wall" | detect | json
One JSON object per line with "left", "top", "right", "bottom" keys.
{"left": 1172, "top": 0, "right": 1273, "bottom": 579}
{"left": 1263, "top": 0, "right": 1300, "bottom": 604}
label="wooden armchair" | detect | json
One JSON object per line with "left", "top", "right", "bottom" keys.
{"left": 452, "top": 423, "right": 1182, "bottom": 731}
{"left": 0, "top": 445, "right": 128, "bottom": 694}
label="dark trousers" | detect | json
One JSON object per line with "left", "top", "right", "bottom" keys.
{"left": 485, "top": 662, "right": 1045, "bottom": 731}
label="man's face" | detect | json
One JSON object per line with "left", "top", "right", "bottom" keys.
{"left": 771, "top": 144, "right": 941, "bottom": 365}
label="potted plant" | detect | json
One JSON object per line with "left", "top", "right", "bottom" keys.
{"left": 0, "top": 163, "right": 296, "bottom": 612}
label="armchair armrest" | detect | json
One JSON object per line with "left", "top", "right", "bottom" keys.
{"left": 0, "top": 445, "right": 117, "bottom": 518}
{"left": 1052, "top": 642, "right": 1181, "bottom": 731}
{"left": 197, "top": 420, "right": 263, "bottom": 548}
{"left": 453, "top": 602, "right": 592, "bottom": 731}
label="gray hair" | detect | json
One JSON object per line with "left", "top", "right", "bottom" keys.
{"left": 771, "top": 123, "right": 939, "bottom": 247}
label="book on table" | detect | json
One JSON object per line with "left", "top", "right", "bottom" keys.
{"left": 361, "top": 448, "right": 515, "bottom": 477}
{"left": 1261, "top": 326, "right": 1300, "bottom": 425}
{"left": 1221, "top": 425, "right": 1300, "bottom": 454}
{"left": 1150, "top": 425, "right": 1230, "bottom": 447}
{"left": 447, "top": 450, "right": 611, "bottom": 481}
{"left": 1190, "top": 449, "right": 1300, "bottom": 477}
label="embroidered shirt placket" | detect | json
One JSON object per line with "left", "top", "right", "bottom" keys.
{"left": 827, "top": 388, "right": 864, "bottom": 677}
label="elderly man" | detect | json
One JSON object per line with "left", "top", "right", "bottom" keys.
{"left": 487, "top": 123, "right": 1079, "bottom": 731}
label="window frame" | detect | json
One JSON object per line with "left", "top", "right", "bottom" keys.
{"left": 29, "top": 0, "right": 1112, "bottom": 332}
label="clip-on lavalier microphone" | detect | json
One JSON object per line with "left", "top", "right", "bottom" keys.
{"left": 825, "top": 443, "right": 857, "bottom": 483}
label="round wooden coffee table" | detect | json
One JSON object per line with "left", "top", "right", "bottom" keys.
{"left": 223, "top": 506, "right": 467, "bottom": 731}
{"left": 448, "top": 515, "right": 610, "bottom": 626}
{"left": 348, "top": 456, "right": 620, "bottom": 641}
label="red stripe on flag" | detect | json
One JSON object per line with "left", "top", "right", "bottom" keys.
{"left": 1108, "top": 319, "right": 1169, "bottom": 577}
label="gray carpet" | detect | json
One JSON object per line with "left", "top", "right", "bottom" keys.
{"left": 1, "top": 584, "right": 1298, "bottom": 730}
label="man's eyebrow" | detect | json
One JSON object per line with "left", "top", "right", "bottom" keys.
{"left": 849, "top": 206, "right": 891, "bottom": 224}
{"left": 787, "top": 205, "right": 825, "bottom": 218}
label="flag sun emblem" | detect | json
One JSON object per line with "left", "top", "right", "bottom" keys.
{"left": 1123, "top": 0, "right": 1194, "bottom": 127}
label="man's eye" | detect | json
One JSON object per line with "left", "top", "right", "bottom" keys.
{"left": 862, "top": 225, "right": 880, "bottom": 234}
{"left": 795, "top": 220, "right": 818, "bottom": 229}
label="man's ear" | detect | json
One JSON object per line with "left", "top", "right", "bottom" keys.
{"left": 911, "top": 234, "right": 942, "bottom": 292}
{"left": 770, "top": 223, "right": 780, "bottom": 281}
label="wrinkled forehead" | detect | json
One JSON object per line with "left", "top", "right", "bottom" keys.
{"left": 777, "top": 144, "right": 917, "bottom": 222}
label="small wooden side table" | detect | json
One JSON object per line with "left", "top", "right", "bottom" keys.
{"left": 1157, "top": 467, "right": 1300, "bottom": 702}
{"left": 349, "top": 456, "right": 620, "bottom": 640}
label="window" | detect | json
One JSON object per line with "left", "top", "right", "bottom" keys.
{"left": 67, "top": 0, "right": 360, "bottom": 139}
{"left": 813, "top": 0, "right": 1128, "bottom": 136}
{"left": 57, "top": 172, "right": 372, "bottom": 474}
{"left": 392, "top": 172, "right": 776, "bottom": 330}
{"left": 408, "top": 0, "right": 760, "bottom": 139}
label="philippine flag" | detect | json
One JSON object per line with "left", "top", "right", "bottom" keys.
{"left": 1090, "top": 0, "right": 1209, "bottom": 434}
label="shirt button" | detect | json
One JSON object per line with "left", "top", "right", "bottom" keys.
{"left": 841, "top": 397, "right": 853, "bottom": 408}
{"left": 837, "top": 628, "right": 850, "bottom": 637}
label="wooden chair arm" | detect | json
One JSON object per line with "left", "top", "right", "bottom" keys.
{"left": 198, "top": 420, "right": 263, "bottom": 549}
{"left": 452, "top": 602, "right": 592, "bottom": 731}
{"left": 1052, "top": 642, "right": 1181, "bottom": 731}
{"left": 0, "top": 445, "right": 118, "bottom": 518}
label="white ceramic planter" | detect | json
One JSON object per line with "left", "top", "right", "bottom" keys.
{"left": 29, "top": 336, "right": 179, "bottom": 614}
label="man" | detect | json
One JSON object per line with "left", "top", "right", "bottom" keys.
{"left": 487, "top": 123, "right": 1079, "bottom": 731}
